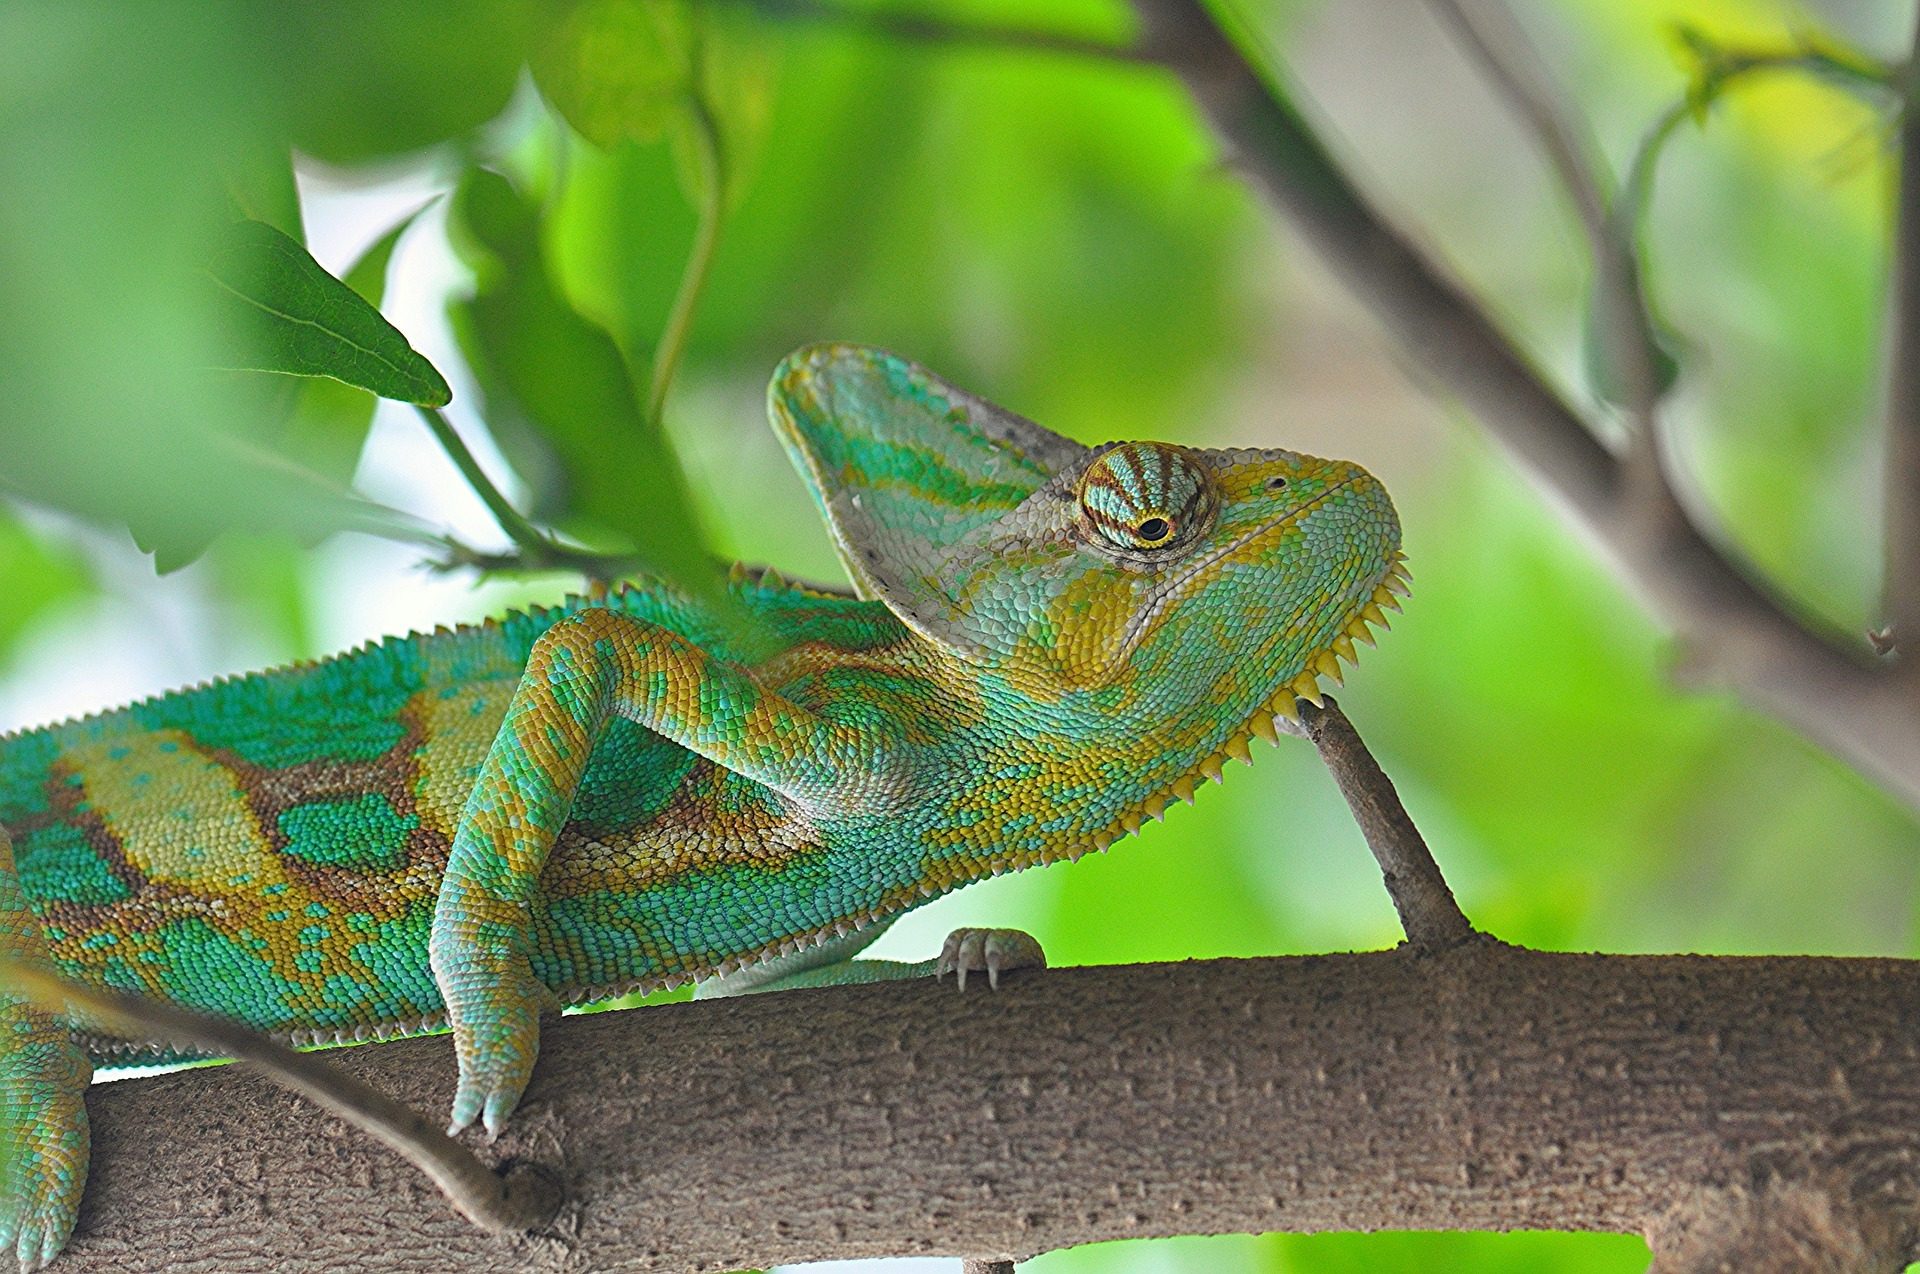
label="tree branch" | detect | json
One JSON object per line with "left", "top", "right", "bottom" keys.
{"left": 1127, "top": 0, "right": 1920, "bottom": 808}
{"left": 52, "top": 947, "right": 1920, "bottom": 1271}
{"left": 1298, "top": 698, "right": 1474, "bottom": 948}
{"left": 1423, "top": 0, "right": 1608, "bottom": 240}
{"left": 1885, "top": 15, "right": 1920, "bottom": 666}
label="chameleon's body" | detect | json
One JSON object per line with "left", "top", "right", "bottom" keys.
{"left": 0, "top": 345, "right": 1404, "bottom": 1267}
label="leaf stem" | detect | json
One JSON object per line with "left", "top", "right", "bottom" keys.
{"left": 735, "top": 0, "right": 1167, "bottom": 65}
{"left": 412, "top": 405, "right": 560, "bottom": 559}
{"left": 647, "top": 83, "right": 727, "bottom": 429}
{"left": 1885, "top": 19, "right": 1920, "bottom": 664}
{"left": 431, "top": 536, "right": 653, "bottom": 580}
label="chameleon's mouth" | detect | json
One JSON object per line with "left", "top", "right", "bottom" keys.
{"left": 1169, "top": 473, "right": 1358, "bottom": 595}
{"left": 1113, "top": 473, "right": 1361, "bottom": 667}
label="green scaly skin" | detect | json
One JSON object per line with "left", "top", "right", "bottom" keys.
{"left": 0, "top": 344, "right": 1404, "bottom": 1267}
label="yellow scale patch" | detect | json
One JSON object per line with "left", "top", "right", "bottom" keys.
{"left": 63, "top": 729, "right": 286, "bottom": 893}
{"left": 409, "top": 681, "right": 517, "bottom": 841}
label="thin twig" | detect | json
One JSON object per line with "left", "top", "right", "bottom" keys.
{"left": 962, "top": 1261, "right": 1017, "bottom": 1274}
{"left": 1127, "top": 0, "right": 1920, "bottom": 807}
{"left": 0, "top": 957, "right": 559, "bottom": 1234}
{"left": 430, "top": 536, "right": 650, "bottom": 581}
{"left": 1299, "top": 698, "right": 1475, "bottom": 948}
{"left": 736, "top": 0, "right": 1168, "bottom": 65}
{"left": 1425, "top": 0, "right": 1667, "bottom": 432}
{"left": 1424, "top": 0, "right": 1609, "bottom": 237}
{"left": 1886, "top": 19, "right": 1920, "bottom": 666}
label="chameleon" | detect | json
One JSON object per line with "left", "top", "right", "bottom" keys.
{"left": 0, "top": 343, "right": 1405, "bottom": 1268}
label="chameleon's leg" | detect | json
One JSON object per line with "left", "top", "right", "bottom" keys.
{"left": 0, "top": 827, "right": 93, "bottom": 1272}
{"left": 695, "top": 923, "right": 1045, "bottom": 998}
{"left": 431, "top": 608, "right": 879, "bottom": 1136}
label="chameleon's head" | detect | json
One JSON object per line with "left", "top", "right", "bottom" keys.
{"left": 771, "top": 344, "right": 1404, "bottom": 716}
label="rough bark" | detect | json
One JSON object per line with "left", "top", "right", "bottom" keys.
{"left": 55, "top": 944, "right": 1920, "bottom": 1271}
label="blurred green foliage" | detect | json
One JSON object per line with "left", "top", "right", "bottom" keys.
{"left": 0, "top": 1, "right": 1914, "bottom": 1271}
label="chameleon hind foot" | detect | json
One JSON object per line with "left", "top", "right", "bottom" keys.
{"left": 935, "top": 928, "right": 1046, "bottom": 992}
{"left": 437, "top": 956, "right": 557, "bottom": 1139}
{"left": 0, "top": 1040, "right": 92, "bottom": 1273}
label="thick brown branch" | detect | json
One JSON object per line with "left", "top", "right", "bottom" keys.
{"left": 1127, "top": 0, "right": 1920, "bottom": 807}
{"left": 1298, "top": 698, "right": 1474, "bottom": 947}
{"left": 51, "top": 947, "right": 1920, "bottom": 1271}
{"left": 1647, "top": 1178, "right": 1912, "bottom": 1274}
{"left": 1886, "top": 17, "right": 1920, "bottom": 665}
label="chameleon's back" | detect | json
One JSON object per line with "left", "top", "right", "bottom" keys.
{"left": 0, "top": 577, "right": 913, "bottom": 1061}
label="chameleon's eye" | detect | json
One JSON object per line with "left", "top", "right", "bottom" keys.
{"left": 1135, "top": 516, "right": 1173, "bottom": 544}
{"left": 1078, "top": 443, "right": 1215, "bottom": 553}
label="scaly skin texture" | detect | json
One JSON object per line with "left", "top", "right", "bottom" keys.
{"left": 0, "top": 343, "right": 1404, "bottom": 1266}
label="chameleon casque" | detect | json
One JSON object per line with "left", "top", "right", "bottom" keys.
{"left": 0, "top": 343, "right": 1404, "bottom": 1267}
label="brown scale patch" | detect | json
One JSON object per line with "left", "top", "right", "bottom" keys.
{"left": 195, "top": 708, "right": 447, "bottom": 918}
{"left": 544, "top": 749, "right": 822, "bottom": 900}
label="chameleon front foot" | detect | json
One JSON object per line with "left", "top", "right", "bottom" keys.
{"left": 935, "top": 928, "right": 1046, "bottom": 992}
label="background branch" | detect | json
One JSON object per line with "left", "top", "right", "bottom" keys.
{"left": 1886, "top": 13, "right": 1920, "bottom": 665}
{"left": 1128, "top": 0, "right": 1920, "bottom": 807}
{"left": 54, "top": 948, "right": 1920, "bottom": 1271}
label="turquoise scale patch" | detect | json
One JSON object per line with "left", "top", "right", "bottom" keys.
{"left": 128, "top": 661, "right": 418, "bottom": 769}
{"left": 0, "top": 730, "right": 59, "bottom": 821}
{"left": 278, "top": 794, "right": 416, "bottom": 871}
{"left": 15, "top": 822, "right": 130, "bottom": 906}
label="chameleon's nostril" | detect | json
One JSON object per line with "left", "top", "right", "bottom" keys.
{"left": 1266, "top": 476, "right": 1289, "bottom": 492}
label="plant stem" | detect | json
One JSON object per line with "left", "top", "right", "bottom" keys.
{"left": 737, "top": 0, "right": 1166, "bottom": 65}
{"left": 1886, "top": 20, "right": 1920, "bottom": 663}
{"left": 647, "top": 88, "right": 727, "bottom": 430}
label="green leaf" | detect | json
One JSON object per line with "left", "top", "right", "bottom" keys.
{"left": 278, "top": 205, "right": 431, "bottom": 488}
{"left": 681, "top": 6, "right": 774, "bottom": 211}
{"left": 531, "top": 0, "right": 694, "bottom": 149}
{"left": 269, "top": 0, "right": 539, "bottom": 164}
{"left": 206, "top": 219, "right": 451, "bottom": 406}
{"left": 446, "top": 168, "right": 714, "bottom": 588}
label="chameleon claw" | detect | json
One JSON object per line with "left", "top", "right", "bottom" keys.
{"left": 482, "top": 1093, "right": 518, "bottom": 1141}
{"left": 18, "top": 1225, "right": 59, "bottom": 1274}
{"left": 447, "top": 1085, "right": 484, "bottom": 1138}
{"left": 935, "top": 928, "right": 1046, "bottom": 994}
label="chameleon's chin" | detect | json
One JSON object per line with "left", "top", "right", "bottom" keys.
{"left": 1069, "top": 550, "right": 1411, "bottom": 856}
